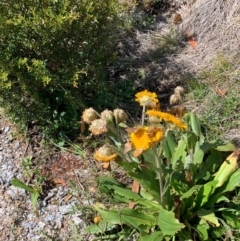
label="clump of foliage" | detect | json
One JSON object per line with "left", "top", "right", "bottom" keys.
{"left": 0, "top": 0, "right": 123, "bottom": 140}
{"left": 82, "top": 90, "right": 240, "bottom": 240}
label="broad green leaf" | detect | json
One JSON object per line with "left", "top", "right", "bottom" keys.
{"left": 180, "top": 185, "right": 202, "bottom": 200}
{"left": 196, "top": 219, "right": 209, "bottom": 240}
{"left": 222, "top": 211, "right": 240, "bottom": 229}
{"left": 94, "top": 206, "right": 156, "bottom": 232}
{"left": 170, "top": 138, "right": 187, "bottom": 169}
{"left": 205, "top": 194, "right": 229, "bottom": 207}
{"left": 84, "top": 220, "right": 115, "bottom": 234}
{"left": 158, "top": 209, "right": 185, "bottom": 236}
{"left": 139, "top": 231, "right": 164, "bottom": 241}
{"left": 193, "top": 147, "right": 204, "bottom": 164}
{"left": 196, "top": 149, "right": 222, "bottom": 181}
{"left": 221, "top": 168, "right": 240, "bottom": 192}
{"left": 198, "top": 209, "right": 220, "bottom": 227}
{"left": 195, "top": 180, "right": 218, "bottom": 208}
{"left": 143, "top": 148, "right": 157, "bottom": 165}
{"left": 186, "top": 132, "right": 198, "bottom": 149}
{"left": 11, "top": 178, "right": 35, "bottom": 193}
{"left": 163, "top": 132, "right": 177, "bottom": 161}
{"left": 214, "top": 142, "right": 236, "bottom": 152}
{"left": 108, "top": 184, "right": 160, "bottom": 209}
{"left": 201, "top": 140, "right": 236, "bottom": 153}
{"left": 213, "top": 152, "right": 238, "bottom": 188}
{"left": 186, "top": 113, "right": 204, "bottom": 144}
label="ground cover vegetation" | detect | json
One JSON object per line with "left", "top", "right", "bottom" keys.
{"left": 0, "top": 0, "right": 128, "bottom": 141}
{"left": 1, "top": 0, "right": 240, "bottom": 240}
{"left": 82, "top": 90, "right": 240, "bottom": 240}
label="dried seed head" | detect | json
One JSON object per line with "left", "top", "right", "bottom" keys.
{"left": 94, "top": 145, "right": 117, "bottom": 162}
{"left": 100, "top": 109, "right": 114, "bottom": 122}
{"left": 148, "top": 115, "right": 161, "bottom": 124}
{"left": 89, "top": 119, "right": 108, "bottom": 135}
{"left": 113, "top": 108, "right": 128, "bottom": 123}
{"left": 169, "top": 94, "right": 181, "bottom": 105}
{"left": 82, "top": 108, "right": 98, "bottom": 124}
{"left": 174, "top": 86, "right": 185, "bottom": 96}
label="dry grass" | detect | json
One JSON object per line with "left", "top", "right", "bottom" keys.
{"left": 176, "top": 0, "right": 240, "bottom": 72}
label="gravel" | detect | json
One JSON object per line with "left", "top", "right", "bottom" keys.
{"left": 0, "top": 120, "right": 94, "bottom": 241}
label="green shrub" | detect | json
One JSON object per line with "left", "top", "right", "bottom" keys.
{"left": 0, "top": 0, "right": 122, "bottom": 140}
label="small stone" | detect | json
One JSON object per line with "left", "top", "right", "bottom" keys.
{"left": 14, "top": 141, "right": 20, "bottom": 149}
{"left": 58, "top": 204, "right": 73, "bottom": 215}
{"left": 4, "top": 126, "right": 10, "bottom": 134}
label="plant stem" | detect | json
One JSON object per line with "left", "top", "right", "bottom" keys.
{"left": 141, "top": 105, "right": 146, "bottom": 126}
{"left": 153, "top": 147, "right": 165, "bottom": 208}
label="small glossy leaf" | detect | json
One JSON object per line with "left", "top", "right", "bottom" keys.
{"left": 158, "top": 209, "right": 185, "bottom": 235}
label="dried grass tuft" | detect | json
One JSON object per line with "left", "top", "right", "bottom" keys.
{"left": 176, "top": 0, "right": 240, "bottom": 72}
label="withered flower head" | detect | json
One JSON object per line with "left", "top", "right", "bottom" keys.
{"left": 100, "top": 109, "right": 114, "bottom": 122}
{"left": 113, "top": 108, "right": 128, "bottom": 123}
{"left": 89, "top": 119, "right": 108, "bottom": 135}
{"left": 174, "top": 86, "right": 185, "bottom": 96}
{"left": 148, "top": 115, "right": 161, "bottom": 124}
{"left": 82, "top": 108, "right": 98, "bottom": 124}
{"left": 169, "top": 94, "right": 181, "bottom": 105}
{"left": 94, "top": 145, "right": 117, "bottom": 162}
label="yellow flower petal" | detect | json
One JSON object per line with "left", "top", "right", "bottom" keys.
{"left": 130, "top": 126, "right": 151, "bottom": 151}
{"left": 135, "top": 90, "right": 159, "bottom": 107}
{"left": 146, "top": 110, "right": 187, "bottom": 130}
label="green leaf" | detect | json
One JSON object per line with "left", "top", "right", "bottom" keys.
{"left": 163, "top": 132, "right": 177, "bottom": 161}
{"left": 198, "top": 209, "right": 220, "bottom": 227}
{"left": 107, "top": 184, "right": 160, "bottom": 209}
{"left": 158, "top": 208, "right": 185, "bottom": 236}
{"left": 186, "top": 132, "right": 198, "bottom": 150}
{"left": 84, "top": 220, "right": 114, "bottom": 234}
{"left": 201, "top": 140, "right": 236, "bottom": 153}
{"left": 205, "top": 194, "right": 229, "bottom": 207}
{"left": 193, "top": 147, "right": 204, "bottom": 165}
{"left": 31, "top": 191, "right": 39, "bottom": 210}
{"left": 180, "top": 185, "right": 202, "bottom": 200}
{"left": 222, "top": 211, "right": 240, "bottom": 229}
{"left": 139, "top": 231, "right": 164, "bottom": 241}
{"left": 170, "top": 138, "right": 187, "bottom": 169}
{"left": 185, "top": 113, "right": 204, "bottom": 144}
{"left": 214, "top": 142, "right": 236, "bottom": 152}
{"left": 11, "top": 178, "right": 35, "bottom": 193}
{"left": 94, "top": 206, "right": 156, "bottom": 233}
{"left": 221, "top": 168, "right": 240, "bottom": 192}
{"left": 196, "top": 219, "right": 209, "bottom": 240}
{"left": 195, "top": 180, "right": 218, "bottom": 208}
{"left": 196, "top": 149, "right": 222, "bottom": 181}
